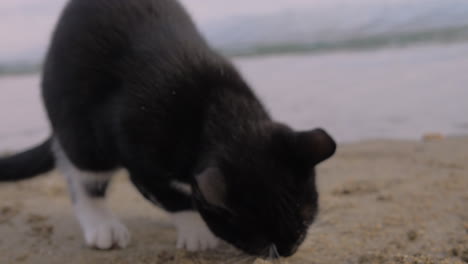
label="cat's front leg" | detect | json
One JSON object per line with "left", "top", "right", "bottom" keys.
{"left": 54, "top": 142, "right": 130, "bottom": 250}
{"left": 172, "top": 211, "right": 219, "bottom": 251}
{"left": 130, "top": 175, "right": 219, "bottom": 251}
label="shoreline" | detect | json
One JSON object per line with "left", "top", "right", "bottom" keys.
{"left": 2, "top": 43, "right": 468, "bottom": 151}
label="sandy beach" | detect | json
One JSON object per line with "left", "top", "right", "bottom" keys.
{"left": 0, "top": 136, "right": 466, "bottom": 264}
{"left": 1, "top": 1, "right": 468, "bottom": 263}
{"left": 0, "top": 41, "right": 467, "bottom": 264}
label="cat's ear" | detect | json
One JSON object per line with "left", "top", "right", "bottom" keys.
{"left": 195, "top": 168, "right": 227, "bottom": 209}
{"left": 296, "top": 128, "right": 337, "bottom": 165}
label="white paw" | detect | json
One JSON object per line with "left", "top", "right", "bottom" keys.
{"left": 83, "top": 217, "right": 131, "bottom": 250}
{"left": 172, "top": 211, "right": 220, "bottom": 251}
{"left": 76, "top": 201, "right": 131, "bottom": 250}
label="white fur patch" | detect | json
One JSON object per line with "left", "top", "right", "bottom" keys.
{"left": 170, "top": 180, "right": 192, "bottom": 195}
{"left": 53, "top": 140, "right": 130, "bottom": 250}
{"left": 172, "top": 211, "right": 219, "bottom": 251}
{"left": 77, "top": 200, "right": 130, "bottom": 249}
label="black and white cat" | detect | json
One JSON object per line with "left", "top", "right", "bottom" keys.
{"left": 0, "top": 0, "right": 336, "bottom": 258}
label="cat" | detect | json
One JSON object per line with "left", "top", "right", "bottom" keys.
{"left": 0, "top": 0, "right": 336, "bottom": 258}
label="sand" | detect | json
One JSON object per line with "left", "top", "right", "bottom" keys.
{"left": 0, "top": 136, "right": 467, "bottom": 264}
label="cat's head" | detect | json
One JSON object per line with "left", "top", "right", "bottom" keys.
{"left": 193, "top": 125, "right": 336, "bottom": 257}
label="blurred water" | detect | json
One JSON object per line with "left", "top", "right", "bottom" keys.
{"left": 2, "top": 0, "right": 468, "bottom": 64}
{"left": 0, "top": 75, "right": 49, "bottom": 151}
{"left": 236, "top": 43, "right": 468, "bottom": 142}
{"left": 202, "top": 0, "right": 468, "bottom": 56}
{"left": 1, "top": 43, "right": 467, "bottom": 151}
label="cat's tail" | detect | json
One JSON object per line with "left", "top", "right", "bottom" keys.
{"left": 0, "top": 138, "right": 55, "bottom": 182}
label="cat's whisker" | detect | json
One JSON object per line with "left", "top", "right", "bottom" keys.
{"left": 272, "top": 245, "right": 282, "bottom": 264}
{"left": 272, "top": 244, "right": 280, "bottom": 259}
{"left": 262, "top": 244, "right": 282, "bottom": 264}
{"left": 269, "top": 245, "right": 275, "bottom": 260}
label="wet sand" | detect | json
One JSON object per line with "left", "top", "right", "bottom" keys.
{"left": 0, "top": 136, "right": 467, "bottom": 264}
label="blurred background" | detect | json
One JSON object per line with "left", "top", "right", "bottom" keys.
{"left": 1, "top": 0, "right": 468, "bottom": 150}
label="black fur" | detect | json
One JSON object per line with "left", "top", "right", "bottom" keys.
{"left": 0, "top": 139, "right": 54, "bottom": 181}
{"left": 0, "top": 0, "right": 337, "bottom": 257}
{"left": 84, "top": 180, "right": 109, "bottom": 198}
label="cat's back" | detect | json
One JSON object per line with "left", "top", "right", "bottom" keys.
{"left": 44, "top": 0, "right": 205, "bottom": 70}
{"left": 42, "top": 0, "right": 224, "bottom": 140}
{"left": 42, "top": 0, "right": 215, "bottom": 117}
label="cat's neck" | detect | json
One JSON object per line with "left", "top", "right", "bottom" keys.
{"left": 200, "top": 85, "right": 273, "bottom": 157}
